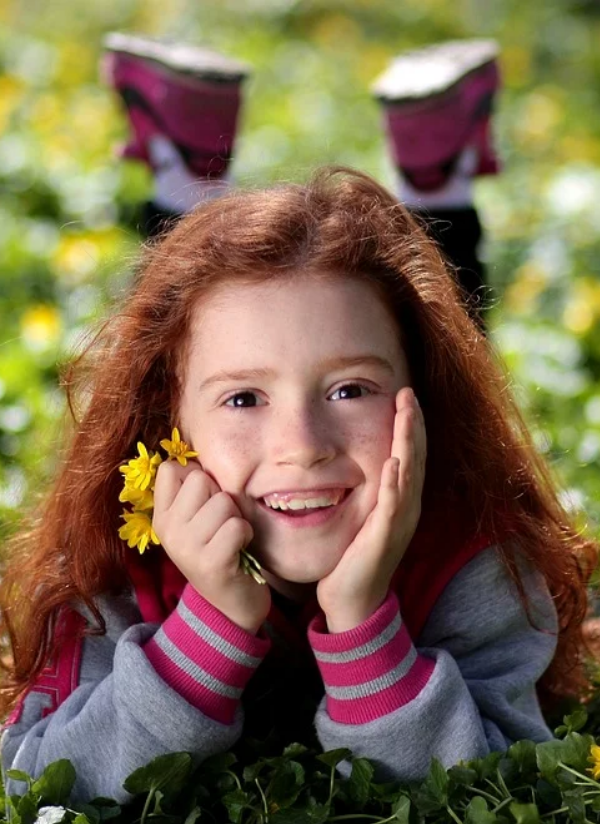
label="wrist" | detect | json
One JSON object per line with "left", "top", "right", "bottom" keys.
{"left": 325, "top": 594, "right": 386, "bottom": 633}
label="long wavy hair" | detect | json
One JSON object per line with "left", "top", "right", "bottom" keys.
{"left": 0, "top": 167, "right": 596, "bottom": 718}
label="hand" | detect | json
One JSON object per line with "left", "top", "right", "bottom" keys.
{"left": 153, "top": 461, "right": 271, "bottom": 634}
{"left": 316, "top": 387, "right": 426, "bottom": 633}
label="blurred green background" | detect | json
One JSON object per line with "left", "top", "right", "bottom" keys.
{"left": 2, "top": 0, "right": 600, "bottom": 539}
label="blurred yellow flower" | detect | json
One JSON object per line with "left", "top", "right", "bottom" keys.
{"left": 312, "top": 13, "right": 361, "bottom": 51}
{"left": 119, "top": 511, "right": 160, "bottom": 554}
{"left": 55, "top": 42, "right": 95, "bottom": 87}
{"left": 30, "top": 93, "right": 63, "bottom": 135}
{"left": 52, "top": 229, "right": 125, "bottom": 283}
{"left": 515, "top": 90, "right": 563, "bottom": 149}
{"left": 564, "top": 299, "right": 594, "bottom": 335}
{"left": 505, "top": 262, "right": 548, "bottom": 315}
{"left": 588, "top": 743, "right": 600, "bottom": 780}
{"left": 159, "top": 427, "right": 198, "bottom": 467}
{"left": 70, "top": 94, "right": 115, "bottom": 154}
{"left": 20, "top": 305, "right": 62, "bottom": 351}
{"left": 560, "top": 134, "right": 600, "bottom": 166}
{"left": 355, "top": 43, "right": 391, "bottom": 86}
{"left": 563, "top": 278, "right": 600, "bottom": 335}
{"left": 501, "top": 45, "right": 531, "bottom": 89}
{"left": 0, "top": 74, "right": 25, "bottom": 131}
{"left": 119, "top": 443, "right": 162, "bottom": 491}
{"left": 52, "top": 235, "right": 99, "bottom": 282}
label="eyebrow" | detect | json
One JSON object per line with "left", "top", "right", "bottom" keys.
{"left": 198, "top": 355, "right": 396, "bottom": 392}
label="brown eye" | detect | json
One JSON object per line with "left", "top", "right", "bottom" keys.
{"left": 225, "top": 392, "right": 259, "bottom": 408}
{"left": 329, "top": 384, "right": 369, "bottom": 401}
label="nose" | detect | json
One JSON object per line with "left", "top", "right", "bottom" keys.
{"left": 272, "top": 401, "right": 336, "bottom": 469}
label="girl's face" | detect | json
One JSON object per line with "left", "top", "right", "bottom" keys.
{"left": 179, "top": 275, "right": 410, "bottom": 592}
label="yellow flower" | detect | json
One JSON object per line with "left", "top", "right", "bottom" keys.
{"left": 20, "top": 305, "right": 63, "bottom": 352}
{"left": 119, "top": 510, "right": 160, "bottom": 554}
{"left": 119, "top": 443, "right": 162, "bottom": 491}
{"left": 119, "top": 484, "right": 154, "bottom": 511}
{"left": 160, "top": 427, "right": 198, "bottom": 467}
{"left": 588, "top": 743, "right": 600, "bottom": 780}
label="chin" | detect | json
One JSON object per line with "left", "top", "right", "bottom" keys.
{"left": 261, "top": 552, "right": 341, "bottom": 585}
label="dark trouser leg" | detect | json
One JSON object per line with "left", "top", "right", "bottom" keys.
{"left": 411, "top": 206, "right": 488, "bottom": 330}
{"left": 140, "top": 200, "right": 182, "bottom": 238}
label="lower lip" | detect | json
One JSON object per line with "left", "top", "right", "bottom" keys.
{"left": 257, "top": 490, "right": 352, "bottom": 529}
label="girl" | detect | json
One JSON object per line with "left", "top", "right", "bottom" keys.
{"left": 0, "top": 168, "right": 595, "bottom": 804}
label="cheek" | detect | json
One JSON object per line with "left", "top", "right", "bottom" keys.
{"left": 191, "top": 425, "right": 253, "bottom": 492}
{"left": 342, "top": 401, "right": 396, "bottom": 479}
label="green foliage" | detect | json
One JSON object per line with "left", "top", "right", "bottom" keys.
{"left": 5, "top": 712, "right": 600, "bottom": 823}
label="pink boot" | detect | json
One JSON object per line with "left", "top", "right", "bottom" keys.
{"left": 372, "top": 40, "right": 501, "bottom": 192}
{"left": 102, "top": 33, "right": 251, "bottom": 180}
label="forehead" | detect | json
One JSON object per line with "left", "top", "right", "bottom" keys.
{"left": 186, "top": 276, "right": 405, "bottom": 370}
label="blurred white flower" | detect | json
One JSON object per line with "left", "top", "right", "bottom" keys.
{"left": 558, "top": 487, "right": 586, "bottom": 514}
{"left": 35, "top": 806, "right": 66, "bottom": 824}
{"left": 546, "top": 165, "right": 600, "bottom": 217}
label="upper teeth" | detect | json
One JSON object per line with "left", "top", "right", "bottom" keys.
{"left": 263, "top": 493, "right": 343, "bottom": 510}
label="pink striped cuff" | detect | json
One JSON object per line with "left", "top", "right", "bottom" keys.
{"left": 144, "top": 584, "right": 270, "bottom": 724}
{"left": 308, "top": 591, "right": 435, "bottom": 724}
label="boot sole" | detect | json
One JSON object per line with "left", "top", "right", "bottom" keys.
{"left": 372, "top": 39, "right": 499, "bottom": 103}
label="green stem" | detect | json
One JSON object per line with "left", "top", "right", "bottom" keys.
{"left": 254, "top": 778, "right": 269, "bottom": 822}
{"left": 541, "top": 809, "right": 568, "bottom": 820}
{"left": 491, "top": 797, "right": 515, "bottom": 815}
{"left": 496, "top": 769, "right": 512, "bottom": 799}
{"left": 226, "top": 769, "right": 243, "bottom": 792}
{"left": 139, "top": 785, "right": 155, "bottom": 824}
{"left": 465, "top": 786, "right": 501, "bottom": 805}
{"left": 445, "top": 805, "right": 463, "bottom": 824}
{"left": 483, "top": 778, "right": 503, "bottom": 797}
{"left": 558, "top": 762, "right": 600, "bottom": 787}
{"left": 541, "top": 796, "right": 597, "bottom": 820}
{"left": 327, "top": 765, "right": 336, "bottom": 807}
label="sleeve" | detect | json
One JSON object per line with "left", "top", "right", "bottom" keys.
{"left": 307, "top": 545, "right": 558, "bottom": 782}
{"left": 1, "top": 583, "right": 271, "bottom": 804}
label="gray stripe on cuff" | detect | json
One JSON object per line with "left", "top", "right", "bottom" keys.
{"left": 313, "top": 612, "right": 403, "bottom": 664}
{"left": 154, "top": 629, "right": 243, "bottom": 699}
{"left": 325, "top": 645, "right": 418, "bottom": 700}
{"left": 178, "top": 599, "right": 262, "bottom": 668}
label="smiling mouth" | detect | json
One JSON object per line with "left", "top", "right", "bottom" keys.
{"left": 257, "top": 489, "right": 352, "bottom": 519}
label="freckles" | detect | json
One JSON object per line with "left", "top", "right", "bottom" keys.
{"left": 343, "top": 409, "right": 395, "bottom": 454}
{"left": 196, "top": 427, "right": 252, "bottom": 481}
{"left": 359, "top": 428, "right": 393, "bottom": 465}
{"left": 216, "top": 431, "right": 251, "bottom": 465}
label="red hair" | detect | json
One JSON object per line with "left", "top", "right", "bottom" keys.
{"left": 0, "top": 167, "right": 596, "bottom": 716}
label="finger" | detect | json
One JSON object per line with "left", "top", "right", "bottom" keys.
{"left": 390, "top": 387, "right": 415, "bottom": 456}
{"left": 153, "top": 460, "right": 201, "bottom": 514}
{"left": 206, "top": 516, "right": 255, "bottom": 574}
{"left": 154, "top": 464, "right": 217, "bottom": 522}
{"left": 409, "top": 394, "right": 427, "bottom": 492}
{"left": 360, "top": 457, "right": 401, "bottom": 555}
{"left": 169, "top": 469, "right": 222, "bottom": 523}
{"left": 189, "top": 491, "right": 243, "bottom": 546}
{"left": 391, "top": 388, "right": 417, "bottom": 485}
